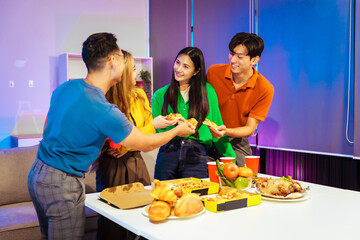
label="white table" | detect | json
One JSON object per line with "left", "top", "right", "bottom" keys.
{"left": 85, "top": 176, "right": 360, "bottom": 240}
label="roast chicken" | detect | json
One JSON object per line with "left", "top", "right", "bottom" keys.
{"left": 256, "top": 176, "right": 303, "bottom": 197}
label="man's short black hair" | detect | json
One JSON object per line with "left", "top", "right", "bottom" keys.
{"left": 228, "top": 32, "right": 264, "bottom": 59}
{"left": 82, "top": 32, "right": 120, "bottom": 71}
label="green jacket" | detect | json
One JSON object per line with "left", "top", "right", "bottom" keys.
{"left": 152, "top": 83, "right": 236, "bottom": 159}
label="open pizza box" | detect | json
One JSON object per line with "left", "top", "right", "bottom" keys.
{"left": 152, "top": 177, "right": 219, "bottom": 196}
{"left": 201, "top": 186, "right": 261, "bottom": 213}
{"left": 99, "top": 182, "right": 154, "bottom": 209}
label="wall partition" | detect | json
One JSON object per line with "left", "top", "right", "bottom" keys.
{"left": 192, "top": 0, "right": 250, "bottom": 68}
{"left": 257, "top": 0, "right": 355, "bottom": 157}
{"left": 149, "top": 0, "right": 191, "bottom": 90}
{"left": 150, "top": 0, "right": 358, "bottom": 159}
{"left": 354, "top": 0, "right": 360, "bottom": 160}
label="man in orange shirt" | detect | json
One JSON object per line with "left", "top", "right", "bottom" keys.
{"left": 207, "top": 32, "right": 274, "bottom": 166}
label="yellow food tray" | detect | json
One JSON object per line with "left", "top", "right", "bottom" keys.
{"left": 202, "top": 187, "right": 261, "bottom": 213}
{"left": 153, "top": 177, "right": 219, "bottom": 196}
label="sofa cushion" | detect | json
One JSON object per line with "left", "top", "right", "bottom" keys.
{"left": 0, "top": 145, "right": 97, "bottom": 207}
{"left": 0, "top": 146, "right": 38, "bottom": 206}
{"left": 0, "top": 201, "right": 98, "bottom": 233}
{"left": 0, "top": 202, "right": 38, "bottom": 232}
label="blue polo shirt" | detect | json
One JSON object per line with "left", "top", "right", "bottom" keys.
{"left": 37, "top": 79, "right": 133, "bottom": 176}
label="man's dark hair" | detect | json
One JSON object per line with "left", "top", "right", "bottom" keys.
{"left": 228, "top": 32, "right": 264, "bottom": 59}
{"left": 82, "top": 32, "right": 120, "bottom": 72}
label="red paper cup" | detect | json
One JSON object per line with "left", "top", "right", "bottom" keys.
{"left": 245, "top": 156, "right": 260, "bottom": 174}
{"left": 207, "top": 162, "right": 223, "bottom": 183}
{"left": 220, "top": 157, "right": 235, "bottom": 164}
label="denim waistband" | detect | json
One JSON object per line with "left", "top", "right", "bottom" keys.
{"left": 166, "top": 139, "right": 206, "bottom": 149}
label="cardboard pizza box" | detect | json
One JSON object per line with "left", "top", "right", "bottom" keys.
{"left": 99, "top": 182, "right": 154, "bottom": 209}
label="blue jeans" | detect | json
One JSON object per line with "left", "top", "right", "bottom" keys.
{"left": 154, "top": 139, "right": 209, "bottom": 180}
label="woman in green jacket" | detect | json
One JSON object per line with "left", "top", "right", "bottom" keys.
{"left": 152, "top": 47, "right": 236, "bottom": 180}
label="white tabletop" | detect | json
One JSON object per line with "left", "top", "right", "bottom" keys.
{"left": 85, "top": 175, "right": 360, "bottom": 240}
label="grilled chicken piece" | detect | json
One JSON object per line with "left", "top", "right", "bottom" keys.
{"left": 256, "top": 177, "right": 303, "bottom": 197}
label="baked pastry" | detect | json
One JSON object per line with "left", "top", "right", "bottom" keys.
{"left": 148, "top": 200, "right": 171, "bottom": 222}
{"left": 185, "top": 118, "right": 198, "bottom": 129}
{"left": 202, "top": 119, "right": 218, "bottom": 128}
{"left": 166, "top": 113, "right": 183, "bottom": 121}
{"left": 173, "top": 193, "right": 203, "bottom": 217}
{"left": 151, "top": 181, "right": 177, "bottom": 203}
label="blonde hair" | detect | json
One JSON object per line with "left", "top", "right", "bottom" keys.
{"left": 106, "top": 50, "right": 150, "bottom": 122}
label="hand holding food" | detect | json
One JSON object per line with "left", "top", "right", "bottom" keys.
{"left": 152, "top": 115, "right": 177, "bottom": 129}
{"left": 202, "top": 119, "right": 219, "bottom": 129}
{"left": 204, "top": 120, "right": 226, "bottom": 139}
{"left": 175, "top": 122, "right": 196, "bottom": 137}
{"left": 166, "top": 113, "right": 184, "bottom": 121}
{"left": 185, "top": 118, "right": 198, "bottom": 129}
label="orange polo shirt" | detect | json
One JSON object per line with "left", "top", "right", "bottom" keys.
{"left": 207, "top": 64, "right": 274, "bottom": 128}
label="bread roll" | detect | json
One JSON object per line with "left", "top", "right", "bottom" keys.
{"left": 174, "top": 193, "right": 203, "bottom": 218}
{"left": 148, "top": 200, "right": 171, "bottom": 222}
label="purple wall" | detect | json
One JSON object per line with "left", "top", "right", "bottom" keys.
{"left": 354, "top": 0, "right": 360, "bottom": 159}
{"left": 149, "top": 0, "right": 360, "bottom": 190}
{"left": 149, "top": 0, "right": 191, "bottom": 91}
{"left": 193, "top": 0, "right": 250, "bottom": 68}
{"left": 0, "top": 0, "right": 148, "bottom": 149}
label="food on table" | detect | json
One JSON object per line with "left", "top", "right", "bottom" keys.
{"left": 216, "top": 160, "right": 236, "bottom": 188}
{"left": 201, "top": 188, "right": 251, "bottom": 202}
{"left": 151, "top": 180, "right": 177, "bottom": 203}
{"left": 166, "top": 113, "right": 183, "bottom": 121}
{"left": 148, "top": 200, "right": 171, "bottom": 222}
{"left": 216, "top": 160, "right": 251, "bottom": 190}
{"left": 238, "top": 164, "right": 253, "bottom": 178}
{"left": 222, "top": 163, "right": 239, "bottom": 179}
{"left": 185, "top": 118, "right": 198, "bottom": 129}
{"left": 202, "top": 118, "right": 219, "bottom": 128}
{"left": 147, "top": 180, "right": 205, "bottom": 221}
{"left": 173, "top": 193, "right": 204, "bottom": 217}
{"left": 173, "top": 188, "right": 183, "bottom": 198}
{"left": 256, "top": 176, "right": 303, "bottom": 197}
{"left": 233, "top": 177, "right": 250, "bottom": 189}
{"left": 176, "top": 179, "right": 209, "bottom": 190}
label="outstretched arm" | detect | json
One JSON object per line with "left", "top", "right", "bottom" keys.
{"left": 121, "top": 122, "right": 195, "bottom": 152}
{"left": 209, "top": 117, "right": 260, "bottom": 138}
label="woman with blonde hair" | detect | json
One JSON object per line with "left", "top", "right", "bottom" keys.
{"left": 96, "top": 50, "right": 175, "bottom": 240}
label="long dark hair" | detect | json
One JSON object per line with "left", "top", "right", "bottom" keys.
{"left": 162, "top": 47, "right": 209, "bottom": 138}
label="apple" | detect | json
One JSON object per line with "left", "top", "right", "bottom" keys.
{"left": 222, "top": 163, "right": 239, "bottom": 179}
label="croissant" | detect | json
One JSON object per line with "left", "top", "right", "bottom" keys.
{"left": 174, "top": 193, "right": 203, "bottom": 218}
{"left": 148, "top": 200, "right": 171, "bottom": 222}
{"left": 151, "top": 182, "right": 177, "bottom": 203}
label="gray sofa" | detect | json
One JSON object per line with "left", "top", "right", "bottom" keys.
{"left": 0, "top": 145, "right": 98, "bottom": 240}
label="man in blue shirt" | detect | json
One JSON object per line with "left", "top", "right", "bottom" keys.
{"left": 27, "top": 32, "right": 194, "bottom": 240}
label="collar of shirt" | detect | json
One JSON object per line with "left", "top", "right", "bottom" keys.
{"left": 225, "top": 65, "right": 258, "bottom": 91}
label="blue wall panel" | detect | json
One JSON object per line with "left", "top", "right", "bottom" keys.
{"left": 257, "top": 0, "right": 354, "bottom": 156}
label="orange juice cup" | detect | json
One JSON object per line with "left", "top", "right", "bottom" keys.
{"left": 245, "top": 156, "right": 260, "bottom": 174}
{"left": 207, "top": 162, "right": 223, "bottom": 183}
{"left": 220, "top": 157, "right": 236, "bottom": 164}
